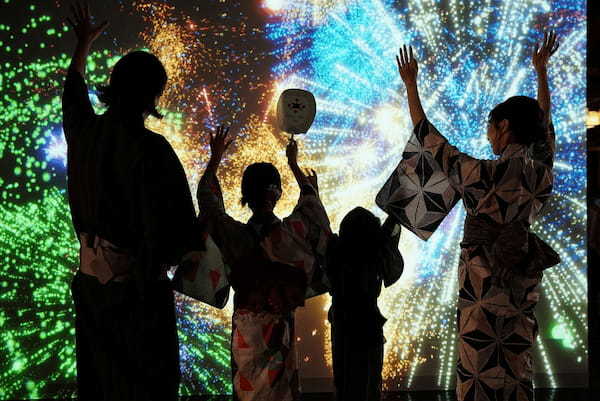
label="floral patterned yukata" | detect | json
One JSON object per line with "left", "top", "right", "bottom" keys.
{"left": 196, "top": 170, "right": 331, "bottom": 401}
{"left": 377, "top": 119, "right": 559, "bottom": 401}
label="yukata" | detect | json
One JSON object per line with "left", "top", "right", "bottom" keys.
{"left": 326, "top": 217, "right": 403, "bottom": 401}
{"left": 377, "top": 119, "right": 559, "bottom": 401}
{"left": 197, "top": 170, "right": 331, "bottom": 401}
{"left": 62, "top": 68, "right": 203, "bottom": 401}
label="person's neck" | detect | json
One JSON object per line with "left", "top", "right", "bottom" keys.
{"left": 251, "top": 210, "right": 276, "bottom": 221}
{"left": 107, "top": 107, "right": 145, "bottom": 127}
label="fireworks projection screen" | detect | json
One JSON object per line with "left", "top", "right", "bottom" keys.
{"left": 0, "top": 0, "right": 587, "bottom": 398}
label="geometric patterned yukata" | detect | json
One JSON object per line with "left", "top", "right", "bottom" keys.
{"left": 197, "top": 170, "right": 332, "bottom": 401}
{"left": 377, "top": 119, "right": 559, "bottom": 401}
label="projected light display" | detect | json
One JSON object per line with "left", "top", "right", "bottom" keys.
{"left": 0, "top": 0, "right": 586, "bottom": 399}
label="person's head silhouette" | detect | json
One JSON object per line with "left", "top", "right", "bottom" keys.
{"left": 241, "top": 162, "right": 282, "bottom": 214}
{"left": 98, "top": 50, "right": 167, "bottom": 120}
{"left": 339, "top": 207, "right": 383, "bottom": 255}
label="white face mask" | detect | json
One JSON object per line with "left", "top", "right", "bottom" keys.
{"left": 276, "top": 89, "right": 316, "bottom": 135}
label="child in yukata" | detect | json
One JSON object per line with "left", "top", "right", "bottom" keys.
{"left": 326, "top": 207, "right": 404, "bottom": 401}
{"left": 196, "top": 127, "right": 331, "bottom": 401}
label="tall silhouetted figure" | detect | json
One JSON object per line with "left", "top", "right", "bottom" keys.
{"left": 63, "top": 4, "right": 202, "bottom": 400}
{"left": 326, "top": 207, "right": 403, "bottom": 401}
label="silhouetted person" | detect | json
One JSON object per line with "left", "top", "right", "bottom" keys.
{"left": 196, "top": 128, "right": 331, "bottom": 400}
{"left": 326, "top": 207, "right": 403, "bottom": 401}
{"left": 63, "top": 4, "right": 202, "bottom": 400}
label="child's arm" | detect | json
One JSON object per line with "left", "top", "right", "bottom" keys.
{"left": 286, "top": 139, "right": 319, "bottom": 195}
{"left": 286, "top": 139, "right": 305, "bottom": 187}
{"left": 380, "top": 216, "right": 404, "bottom": 287}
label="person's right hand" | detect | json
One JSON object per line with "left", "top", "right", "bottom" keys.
{"left": 286, "top": 138, "right": 298, "bottom": 166}
{"left": 305, "top": 169, "right": 318, "bottom": 193}
{"left": 396, "top": 45, "right": 418, "bottom": 87}
{"left": 207, "top": 125, "right": 234, "bottom": 165}
{"left": 67, "top": 2, "right": 108, "bottom": 45}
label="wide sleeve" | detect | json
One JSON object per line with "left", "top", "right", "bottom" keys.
{"left": 170, "top": 168, "right": 242, "bottom": 309}
{"left": 265, "top": 184, "right": 333, "bottom": 298}
{"left": 196, "top": 168, "right": 249, "bottom": 265}
{"left": 137, "top": 135, "right": 204, "bottom": 279}
{"left": 61, "top": 68, "right": 95, "bottom": 143}
{"left": 376, "top": 119, "right": 490, "bottom": 240}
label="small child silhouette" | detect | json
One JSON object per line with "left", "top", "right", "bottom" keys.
{"left": 326, "top": 207, "right": 403, "bottom": 401}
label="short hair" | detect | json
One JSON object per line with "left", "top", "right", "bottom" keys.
{"left": 241, "top": 162, "right": 282, "bottom": 207}
{"left": 488, "top": 96, "right": 546, "bottom": 146}
{"left": 97, "top": 51, "right": 167, "bottom": 119}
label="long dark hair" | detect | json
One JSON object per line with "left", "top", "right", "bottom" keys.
{"left": 97, "top": 51, "right": 167, "bottom": 119}
{"left": 488, "top": 96, "right": 546, "bottom": 146}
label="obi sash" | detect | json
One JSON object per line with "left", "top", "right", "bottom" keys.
{"left": 78, "top": 232, "right": 135, "bottom": 284}
{"left": 460, "top": 215, "right": 560, "bottom": 283}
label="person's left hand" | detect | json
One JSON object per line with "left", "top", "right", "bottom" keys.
{"left": 533, "top": 30, "right": 559, "bottom": 73}
{"left": 67, "top": 2, "right": 108, "bottom": 45}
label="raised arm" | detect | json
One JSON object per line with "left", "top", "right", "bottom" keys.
{"left": 532, "top": 30, "right": 559, "bottom": 128}
{"left": 397, "top": 45, "right": 426, "bottom": 127}
{"left": 197, "top": 125, "right": 235, "bottom": 215}
{"left": 66, "top": 3, "right": 108, "bottom": 77}
{"left": 532, "top": 30, "right": 559, "bottom": 165}
{"left": 380, "top": 216, "right": 404, "bottom": 287}
{"left": 199, "top": 126, "right": 233, "bottom": 183}
{"left": 62, "top": 3, "right": 108, "bottom": 142}
{"left": 286, "top": 138, "right": 318, "bottom": 195}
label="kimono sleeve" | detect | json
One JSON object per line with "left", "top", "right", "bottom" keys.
{"left": 276, "top": 185, "right": 333, "bottom": 298}
{"left": 173, "top": 232, "right": 231, "bottom": 308}
{"left": 138, "top": 135, "right": 204, "bottom": 278}
{"left": 196, "top": 169, "right": 249, "bottom": 265}
{"left": 171, "top": 167, "right": 256, "bottom": 307}
{"left": 61, "top": 68, "right": 95, "bottom": 143}
{"left": 376, "top": 119, "right": 486, "bottom": 240}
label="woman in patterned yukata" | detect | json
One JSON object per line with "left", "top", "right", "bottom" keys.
{"left": 383, "top": 32, "right": 561, "bottom": 401}
{"left": 196, "top": 127, "right": 331, "bottom": 401}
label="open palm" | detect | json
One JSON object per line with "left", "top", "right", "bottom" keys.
{"left": 533, "top": 30, "right": 559, "bottom": 73}
{"left": 67, "top": 2, "right": 108, "bottom": 44}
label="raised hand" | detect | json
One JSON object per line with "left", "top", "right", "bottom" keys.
{"left": 396, "top": 45, "right": 418, "bottom": 87}
{"left": 305, "top": 169, "right": 318, "bottom": 193}
{"left": 533, "top": 30, "right": 559, "bottom": 74}
{"left": 396, "top": 44, "right": 426, "bottom": 126}
{"left": 208, "top": 125, "right": 234, "bottom": 166}
{"left": 67, "top": 2, "right": 108, "bottom": 45}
